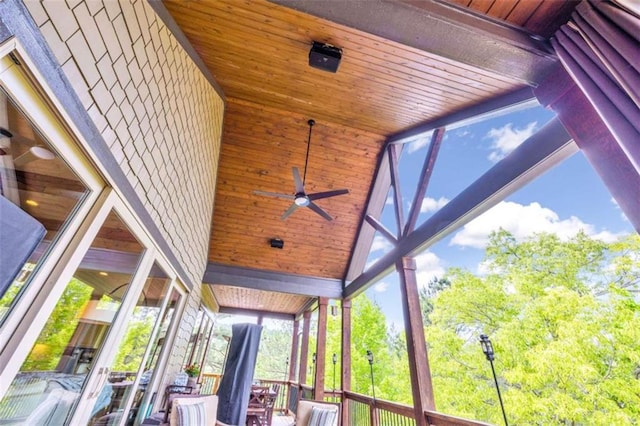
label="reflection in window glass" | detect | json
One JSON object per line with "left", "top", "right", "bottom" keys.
{"left": 133, "top": 289, "right": 182, "bottom": 423}
{"left": 87, "top": 262, "right": 171, "bottom": 425}
{"left": 0, "top": 210, "right": 144, "bottom": 425}
{"left": 0, "top": 90, "right": 91, "bottom": 326}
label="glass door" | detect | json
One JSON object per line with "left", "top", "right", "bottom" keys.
{"left": 0, "top": 209, "right": 145, "bottom": 425}
{"left": 132, "top": 288, "right": 183, "bottom": 424}
{"left": 85, "top": 261, "right": 173, "bottom": 426}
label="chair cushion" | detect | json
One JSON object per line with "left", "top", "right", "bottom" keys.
{"left": 306, "top": 406, "right": 337, "bottom": 426}
{"left": 176, "top": 401, "right": 206, "bottom": 426}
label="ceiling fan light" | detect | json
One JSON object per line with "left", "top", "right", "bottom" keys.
{"left": 294, "top": 194, "right": 309, "bottom": 206}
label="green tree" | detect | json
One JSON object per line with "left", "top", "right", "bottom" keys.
{"left": 23, "top": 278, "right": 93, "bottom": 371}
{"left": 112, "top": 307, "right": 157, "bottom": 372}
{"left": 424, "top": 230, "right": 640, "bottom": 424}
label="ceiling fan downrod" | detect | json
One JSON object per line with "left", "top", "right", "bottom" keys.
{"left": 302, "top": 118, "right": 315, "bottom": 187}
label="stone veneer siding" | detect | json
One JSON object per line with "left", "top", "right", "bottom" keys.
{"left": 24, "top": 0, "right": 223, "bottom": 384}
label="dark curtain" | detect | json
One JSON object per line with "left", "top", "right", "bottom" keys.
{"left": 551, "top": 0, "right": 640, "bottom": 173}
{"left": 216, "top": 323, "right": 263, "bottom": 426}
{"left": 0, "top": 195, "right": 45, "bottom": 297}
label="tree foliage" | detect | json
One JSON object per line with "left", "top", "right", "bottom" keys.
{"left": 425, "top": 230, "right": 640, "bottom": 424}
{"left": 23, "top": 278, "right": 93, "bottom": 371}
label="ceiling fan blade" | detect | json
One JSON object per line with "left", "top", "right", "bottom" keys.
{"left": 307, "top": 201, "right": 333, "bottom": 221}
{"left": 308, "top": 189, "right": 349, "bottom": 201}
{"left": 292, "top": 167, "right": 304, "bottom": 193}
{"left": 281, "top": 203, "right": 299, "bottom": 220}
{"left": 254, "top": 190, "right": 294, "bottom": 200}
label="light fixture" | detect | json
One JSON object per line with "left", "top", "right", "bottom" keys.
{"left": 366, "top": 350, "right": 376, "bottom": 401}
{"left": 99, "top": 271, "right": 109, "bottom": 276}
{"left": 269, "top": 238, "right": 284, "bottom": 249}
{"left": 332, "top": 353, "right": 338, "bottom": 400}
{"left": 13, "top": 145, "right": 56, "bottom": 167}
{"left": 479, "top": 334, "right": 508, "bottom": 426}
{"left": 25, "top": 199, "right": 38, "bottom": 207}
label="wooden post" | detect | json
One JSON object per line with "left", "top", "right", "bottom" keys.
{"left": 315, "top": 298, "right": 328, "bottom": 400}
{"left": 341, "top": 300, "right": 352, "bottom": 426}
{"left": 397, "top": 257, "right": 434, "bottom": 426}
{"left": 299, "top": 311, "right": 311, "bottom": 386}
{"left": 289, "top": 319, "right": 300, "bottom": 382}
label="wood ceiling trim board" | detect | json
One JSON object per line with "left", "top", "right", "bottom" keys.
{"left": 504, "top": 0, "right": 544, "bottom": 27}
{"left": 203, "top": 0, "right": 528, "bottom": 85}
{"left": 466, "top": 0, "right": 496, "bottom": 14}
{"left": 486, "top": 0, "right": 519, "bottom": 20}
{"left": 204, "top": 262, "right": 343, "bottom": 298}
{"left": 267, "top": 0, "right": 555, "bottom": 85}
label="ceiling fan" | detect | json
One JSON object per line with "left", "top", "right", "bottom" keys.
{"left": 254, "top": 119, "right": 349, "bottom": 221}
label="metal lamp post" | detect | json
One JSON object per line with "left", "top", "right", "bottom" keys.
{"left": 332, "top": 353, "right": 337, "bottom": 401}
{"left": 312, "top": 352, "right": 317, "bottom": 399}
{"left": 479, "top": 334, "right": 508, "bottom": 426}
{"left": 366, "top": 350, "right": 376, "bottom": 401}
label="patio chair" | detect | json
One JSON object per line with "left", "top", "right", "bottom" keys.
{"left": 294, "top": 400, "right": 339, "bottom": 426}
{"left": 246, "top": 386, "right": 274, "bottom": 426}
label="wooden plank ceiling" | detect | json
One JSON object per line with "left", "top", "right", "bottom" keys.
{"left": 161, "top": 0, "right": 577, "bottom": 316}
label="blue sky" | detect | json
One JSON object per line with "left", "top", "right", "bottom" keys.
{"left": 361, "top": 103, "right": 634, "bottom": 330}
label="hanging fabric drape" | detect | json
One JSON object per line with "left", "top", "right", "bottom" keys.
{"left": 551, "top": 0, "right": 640, "bottom": 173}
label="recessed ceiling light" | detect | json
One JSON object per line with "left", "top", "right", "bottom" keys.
{"left": 99, "top": 271, "right": 109, "bottom": 276}
{"left": 25, "top": 199, "right": 38, "bottom": 206}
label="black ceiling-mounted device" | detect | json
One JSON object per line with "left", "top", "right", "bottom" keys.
{"left": 309, "top": 42, "right": 342, "bottom": 73}
{"left": 269, "top": 238, "right": 284, "bottom": 249}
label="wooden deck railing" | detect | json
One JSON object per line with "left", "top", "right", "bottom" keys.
{"left": 197, "top": 377, "right": 490, "bottom": 426}
{"left": 342, "top": 390, "right": 491, "bottom": 426}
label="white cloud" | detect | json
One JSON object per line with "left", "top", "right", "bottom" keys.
{"left": 486, "top": 122, "right": 537, "bottom": 162}
{"left": 450, "top": 201, "right": 620, "bottom": 249}
{"left": 385, "top": 194, "right": 394, "bottom": 205}
{"left": 407, "top": 134, "right": 432, "bottom": 154}
{"left": 420, "top": 196, "right": 449, "bottom": 213}
{"left": 374, "top": 282, "right": 389, "bottom": 293}
{"left": 415, "top": 251, "right": 446, "bottom": 288}
{"left": 371, "top": 234, "right": 394, "bottom": 253}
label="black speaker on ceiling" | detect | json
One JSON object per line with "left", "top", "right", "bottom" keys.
{"left": 308, "top": 42, "right": 342, "bottom": 73}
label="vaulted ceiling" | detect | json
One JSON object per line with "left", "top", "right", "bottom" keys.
{"left": 159, "top": 0, "right": 578, "bottom": 316}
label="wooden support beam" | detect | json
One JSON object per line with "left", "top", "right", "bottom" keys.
{"left": 299, "top": 311, "right": 311, "bottom": 385}
{"left": 388, "top": 143, "right": 405, "bottom": 237}
{"left": 398, "top": 257, "right": 434, "bottom": 425}
{"left": 205, "top": 262, "right": 342, "bottom": 299}
{"left": 404, "top": 128, "right": 445, "bottom": 235}
{"left": 341, "top": 300, "right": 352, "bottom": 426}
{"left": 314, "top": 298, "right": 328, "bottom": 400}
{"left": 289, "top": 319, "right": 300, "bottom": 382}
{"left": 365, "top": 214, "right": 397, "bottom": 245}
{"left": 534, "top": 65, "right": 640, "bottom": 231}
